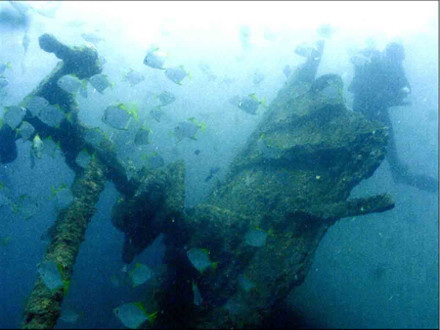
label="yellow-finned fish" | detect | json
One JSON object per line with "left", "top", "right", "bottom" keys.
{"left": 30, "top": 134, "right": 44, "bottom": 168}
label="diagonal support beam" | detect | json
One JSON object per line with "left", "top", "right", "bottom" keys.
{"left": 22, "top": 156, "right": 106, "bottom": 329}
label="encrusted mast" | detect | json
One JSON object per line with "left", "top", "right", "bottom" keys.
{"left": 19, "top": 34, "right": 163, "bottom": 329}
{"left": 19, "top": 35, "right": 393, "bottom": 329}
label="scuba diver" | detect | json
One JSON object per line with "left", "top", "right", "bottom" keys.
{"left": 349, "top": 42, "right": 438, "bottom": 192}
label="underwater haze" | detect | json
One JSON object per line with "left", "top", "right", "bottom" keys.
{"left": 0, "top": 1, "right": 438, "bottom": 329}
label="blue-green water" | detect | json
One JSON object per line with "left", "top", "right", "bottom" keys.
{"left": 0, "top": 2, "right": 437, "bottom": 329}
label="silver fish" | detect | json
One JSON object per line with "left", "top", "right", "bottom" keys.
{"left": 174, "top": 121, "right": 199, "bottom": 142}
{"left": 89, "top": 74, "right": 111, "bottom": 94}
{"left": 81, "top": 32, "right": 104, "bottom": 45}
{"left": 57, "top": 75, "right": 83, "bottom": 94}
{"left": 143, "top": 47, "right": 167, "bottom": 69}
{"left": 283, "top": 65, "right": 292, "bottom": 78}
{"left": 123, "top": 69, "right": 145, "bottom": 86}
{"left": 164, "top": 66, "right": 188, "bottom": 85}
{"left": 157, "top": 91, "right": 176, "bottom": 106}
{"left": 0, "top": 62, "right": 11, "bottom": 75}
{"left": 317, "top": 23, "right": 335, "bottom": 39}
{"left": 102, "top": 104, "right": 131, "bottom": 130}
{"left": 0, "top": 76, "right": 9, "bottom": 89}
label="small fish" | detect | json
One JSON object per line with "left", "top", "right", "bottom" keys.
{"left": 37, "top": 260, "right": 64, "bottom": 290}
{"left": 32, "top": 1, "right": 61, "bottom": 18}
{"left": 257, "top": 133, "right": 278, "bottom": 159}
{"left": 143, "top": 47, "right": 168, "bottom": 70}
{"left": 220, "top": 77, "right": 235, "bottom": 85}
{"left": 129, "top": 263, "right": 153, "bottom": 287}
{"left": 204, "top": 166, "right": 220, "bottom": 182}
{"left": 1, "top": 236, "right": 12, "bottom": 247}
{"left": 263, "top": 27, "right": 276, "bottom": 41}
{"left": 26, "top": 96, "right": 49, "bottom": 117}
{"left": 43, "top": 137, "right": 60, "bottom": 159}
{"left": 295, "top": 42, "right": 319, "bottom": 59}
{"left": 22, "top": 31, "right": 30, "bottom": 54}
{"left": 224, "top": 297, "right": 245, "bottom": 316}
{"left": 150, "top": 106, "right": 164, "bottom": 122}
{"left": 134, "top": 126, "right": 151, "bottom": 145}
{"left": 400, "top": 87, "right": 410, "bottom": 95}
{"left": 102, "top": 104, "right": 133, "bottom": 130}
{"left": 40, "top": 225, "right": 57, "bottom": 243}
{"left": 0, "top": 76, "right": 9, "bottom": 89}
{"left": 75, "top": 150, "right": 91, "bottom": 169}
{"left": 8, "top": 1, "right": 32, "bottom": 16}
{"left": 0, "top": 4, "right": 30, "bottom": 31}
{"left": 253, "top": 70, "right": 265, "bottom": 86}
{"left": 18, "top": 194, "right": 39, "bottom": 221}
{"left": 0, "top": 192, "right": 11, "bottom": 209}
{"left": 110, "top": 274, "right": 121, "bottom": 287}
{"left": 111, "top": 265, "right": 131, "bottom": 287}
{"left": 31, "top": 134, "right": 44, "bottom": 167}
{"left": 0, "top": 62, "right": 11, "bottom": 75}
{"left": 98, "top": 55, "right": 107, "bottom": 66}
{"left": 317, "top": 23, "right": 335, "bottom": 39}
{"left": 83, "top": 127, "right": 105, "bottom": 146}
{"left": 237, "top": 94, "right": 266, "bottom": 115}
{"left": 38, "top": 104, "right": 65, "bottom": 127}
{"left": 321, "top": 83, "right": 342, "bottom": 101}
{"left": 89, "top": 74, "right": 112, "bottom": 94}
{"left": 173, "top": 118, "right": 204, "bottom": 142}
{"left": 350, "top": 53, "right": 371, "bottom": 67}
{"left": 237, "top": 274, "right": 255, "bottom": 292}
{"left": 365, "top": 37, "right": 376, "bottom": 50}
{"left": 239, "top": 25, "right": 251, "bottom": 50}
{"left": 228, "top": 95, "right": 241, "bottom": 107}
{"left": 164, "top": 65, "right": 189, "bottom": 85}
{"left": 79, "top": 84, "right": 88, "bottom": 98}
{"left": 198, "top": 61, "right": 217, "bottom": 81}
{"left": 143, "top": 152, "right": 164, "bottom": 169}
{"left": 244, "top": 228, "right": 268, "bottom": 247}
{"left": 122, "top": 69, "right": 145, "bottom": 87}
{"left": 157, "top": 91, "right": 176, "bottom": 106}
{"left": 60, "top": 309, "right": 80, "bottom": 324}
{"left": 283, "top": 65, "right": 292, "bottom": 78}
{"left": 81, "top": 31, "right": 104, "bottom": 45}
{"left": 192, "top": 281, "right": 203, "bottom": 306}
{"left": 66, "top": 19, "right": 86, "bottom": 28}
{"left": 51, "top": 183, "right": 74, "bottom": 209}
{"left": 3, "top": 106, "right": 26, "bottom": 129}
{"left": 194, "top": 149, "right": 200, "bottom": 156}
{"left": 57, "top": 74, "right": 84, "bottom": 94}
{"left": 187, "top": 248, "right": 217, "bottom": 273}
{"left": 17, "top": 121, "right": 35, "bottom": 141}
{"left": 198, "top": 61, "right": 210, "bottom": 73}
{"left": 114, "top": 303, "right": 157, "bottom": 329}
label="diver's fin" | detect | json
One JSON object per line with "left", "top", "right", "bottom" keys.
{"left": 407, "top": 174, "right": 438, "bottom": 193}
{"left": 396, "top": 172, "right": 438, "bottom": 193}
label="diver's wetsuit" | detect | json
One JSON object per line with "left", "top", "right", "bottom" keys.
{"left": 0, "top": 124, "right": 17, "bottom": 164}
{"left": 349, "top": 43, "right": 438, "bottom": 192}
